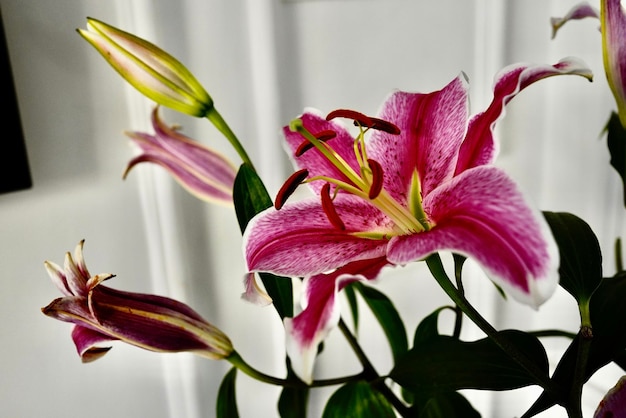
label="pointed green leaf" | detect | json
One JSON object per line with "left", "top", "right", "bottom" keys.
{"left": 523, "top": 274, "right": 626, "bottom": 418}
{"left": 390, "top": 330, "right": 548, "bottom": 394}
{"left": 321, "top": 381, "right": 395, "bottom": 418}
{"left": 353, "top": 282, "right": 408, "bottom": 363}
{"left": 413, "top": 306, "right": 449, "bottom": 346}
{"left": 216, "top": 367, "right": 239, "bottom": 418}
{"left": 419, "top": 392, "right": 481, "bottom": 418}
{"left": 233, "top": 163, "right": 293, "bottom": 318}
{"left": 606, "top": 111, "right": 626, "bottom": 207}
{"left": 543, "top": 211, "right": 603, "bottom": 304}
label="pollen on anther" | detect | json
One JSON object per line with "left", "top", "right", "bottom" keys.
{"left": 295, "top": 130, "right": 337, "bottom": 157}
{"left": 321, "top": 183, "right": 346, "bottom": 230}
{"left": 367, "top": 159, "right": 384, "bottom": 199}
{"left": 326, "top": 109, "right": 373, "bottom": 127}
{"left": 275, "top": 169, "right": 309, "bottom": 210}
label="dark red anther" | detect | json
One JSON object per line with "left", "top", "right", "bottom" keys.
{"left": 367, "top": 117, "right": 401, "bottom": 135}
{"left": 321, "top": 183, "right": 346, "bottom": 230}
{"left": 326, "top": 109, "right": 373, "bottom": 127}
{"left": 295, "top": 130, "right": 337, "bottom": 157}
{"left": 367, "top": 159, "right": 384, "bottom": 199}
{"left": 274, "top": 169, "right": 309, "bottom": 210}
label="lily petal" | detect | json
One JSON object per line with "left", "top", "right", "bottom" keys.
{"left": 551, "top": 2, "right": 600, "bottom": 39}
{"left": 594, "top": 375, "right": 626, "bottom": 417}
{"left": 71, "top": 326, "right": 114, "bottom": 363}
{"left": 387, "top": 166, "right": 559, "bottom": 308}
{"left": 369, "top": 75, "right": 469, "bottom": 199}
{"left": 602, "top": 0, "right": 626, "bottom": 127}
{"left": 455, "top": 58, "right": 593, "bottom": 175}
{"left": 244, "top": 195, "right": 391, "bottom": 277}
{"left": 124, "top": 108, "right": 236, "bottom": 205}
{"left": 284, "top": 257, "right": 389, "bottom": 383}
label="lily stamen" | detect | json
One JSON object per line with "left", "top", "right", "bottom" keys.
{"left": 295, "top": 130, "right": 337, "bottom": 157}
{"left": 321, "top": 183, "right": 346, "bottom": 230}
{"left": 275, "top": 169, "right": 309, "bottom": 210}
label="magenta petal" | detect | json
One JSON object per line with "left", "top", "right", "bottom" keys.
{"left": 387, "top": 166, "right": 559, "bottom": 307}
{"left": 72, "top": 326, "right": 114, "bottom": 363}
{"left": 369, "top": 75, "right": 469, "bottom": 198}
{"left": 284, "top": 257, "right": 389, "bottom": 383}
{"left": 551, "top": 2, "right": 600, "bottom": 39}
{"left": 594, "top": 375, "right": 626, "bottom": 417}
{"left": 244, "top": 195, "right": 391, "bottom": 277}
{"left": 455, "top": 58, "right": 593, "bottom": 175}
{"left": 602, "top": 0, "right": 626, "bottom": 127}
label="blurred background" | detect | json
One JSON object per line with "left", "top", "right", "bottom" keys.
{"left": 0, "top": 0, "right": 623, "bottom": 416}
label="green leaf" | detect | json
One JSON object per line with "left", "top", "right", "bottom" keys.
{"left": 353, "top": 282, "right": 408, "bottom": 363}
{"left": 543, "top": 211, "right": 603, "bottom": 304}
{"left": 413, "top": 306, "right": 449, "bottom": 346}
{"left": 523, "top": 274, "right": 626, "bottom": 417}
{"left": 233, "top": 163, "right": 293, "bottom": 319}
{"left": 419, "top": 392, "right": 481, "bottom": 418}
{"left": 278, "top": 362, "right": 310, "bottom": 418}
{"left": 606, "top": 111, "right": 626, "bottom": 207}
{"left": 321, "top": 381, "right": 395, "bottom": 418}
{"left": 390, "top": 330, "right": 548, "bottom": 395}
{"left": 233, "top": 162, "right": 273, "bottom": 232}
{"left": 216, "top": 367, "right": 239, "bottom": 418}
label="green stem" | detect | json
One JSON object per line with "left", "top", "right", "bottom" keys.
{"left": 425, "top": 254, "right": 561, "bottom": 399}
{"left": 338, "top": 319, "right": 412, "bottom": 418}
{"left": 226, "top": 351, "right": 362, "bottom": 388}
{"left": 452, "top": 254, "right": 466, "bottom": 339}
{"left": 205, "top": 107, "right": 255, "bottom": 170}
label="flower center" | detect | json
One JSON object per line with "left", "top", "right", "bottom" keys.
{"left": 279, "top": 110, "right": 431, "bottom": 237}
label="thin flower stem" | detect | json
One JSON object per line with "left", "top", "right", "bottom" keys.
{"left": 452, "top": 254, "right": 465, "bottom": 339}
{"left": 425, "top": 254, "right": 562, "bottom": 400}
{"left": 338, "top": 319, "right": 412, "bottom": 417}
{"left": 226, "top": 351, "right": 364, "bottom": 388}
{"left": 205, "top": 107, "right": 255, "bottom": 170}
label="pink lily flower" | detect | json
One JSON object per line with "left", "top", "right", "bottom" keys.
{"left": 124, "top": 107, "right": 237, "bottom": 205}
{"left": 552, "top": 0, "right": 626, "bottom": 127}
{"left": 243, "top": 59, "right": 592, "bottom": 383}
{"left": 42, "top": 241, "right": 233, "bottom": 362}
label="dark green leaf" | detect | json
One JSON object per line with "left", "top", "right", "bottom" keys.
{"left": 391, "top": 330, "right": 548, "bottom": 395}
{"left": 523, "top": 274, "right": 626, "bottom": 417}
{"left": 543, "top": 211, "right": 603, "bottom": 304}
{"left": 419, "top": 392, "right": 481, "bottom": 418}
{"left": 413, "top": 306, "right": 449, "bottom": 346}
{"left": 216, "top": 367, "right": 239, "bottom": 418}
{"left": 353, "top": 282, "right": 408, "bottom": 363}
{"left": 278, "top": 361, "right": 309, "bottom": 418}
{"left": 233, "top": 163, "right": 273, "bottom": 232}
{"left": 321, "top": 381, "right": 395, "bottom": 418}
{"left": 233, "top": 163, "right": 293, "bottom": 319}
{"left": 606, "top": 111, "right": 626, "bottom": 207}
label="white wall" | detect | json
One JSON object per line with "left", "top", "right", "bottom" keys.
{"left": 0, "top": 0, "right": 623, "bottom": 417}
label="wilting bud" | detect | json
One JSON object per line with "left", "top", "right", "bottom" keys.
{"left": 42, "top": 240, "right": 233, "bottom": 362}
{"left": 78, "top": 17, "right": 213, "bottom": 117}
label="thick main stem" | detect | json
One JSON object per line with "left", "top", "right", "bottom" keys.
{"left": 338, "top": 319, "right": 412, "bottom": 417}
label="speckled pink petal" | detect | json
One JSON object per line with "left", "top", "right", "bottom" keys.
{"left": 387, "top": 166, "right": 559, "bottom": 308}
{"left": 243, "top": 194, "right": 392, "bottom": 277}
{"left": 594, "top": 375, "right": 626, "bottom": 417}
{"left": 368, "top": 75, "right": 469, "bottom": 199}
{"left": 455, "top": 58, "right": 592, "bottom": 175}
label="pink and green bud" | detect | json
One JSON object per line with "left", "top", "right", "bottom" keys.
{"left": 124, "top": 107, "right": 237, "bottom": 205}
{"left": 42, "top": 241, "right": 233, "bottom": 362}
{"left": 78, "top": 18, "right": 213, "bottom": 117}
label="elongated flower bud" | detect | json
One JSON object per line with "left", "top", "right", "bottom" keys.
{"left": 78, "top": 18, "right": 213, "bottom": 117}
